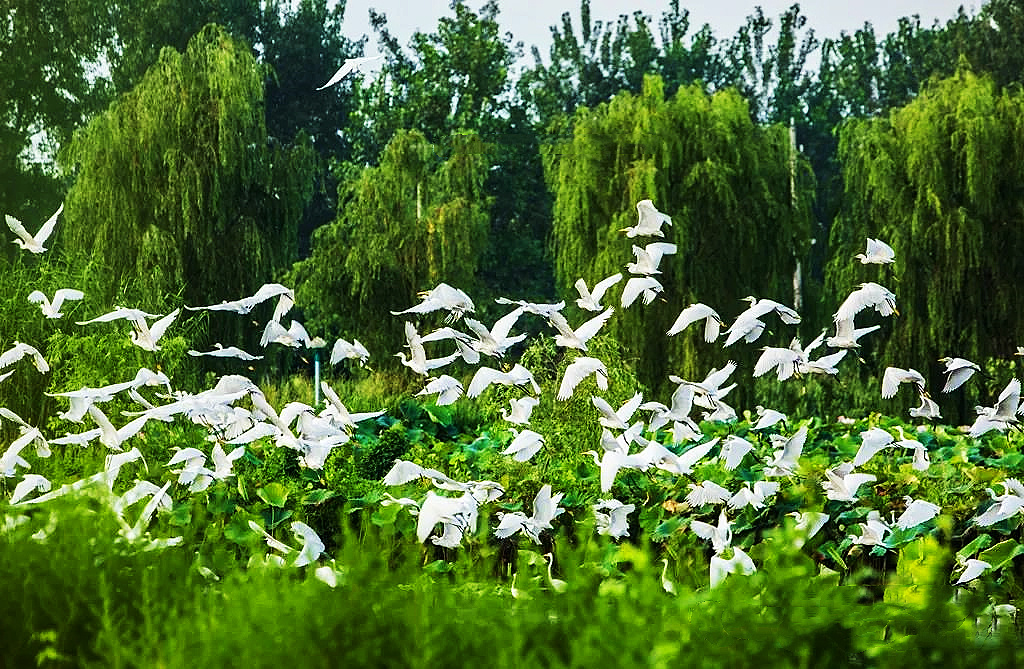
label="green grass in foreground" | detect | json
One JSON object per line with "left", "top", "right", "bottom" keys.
{"left": 1, "top": 500, "right": 1021, "bottom": 669}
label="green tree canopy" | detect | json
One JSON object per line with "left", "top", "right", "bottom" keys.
{"left": 61, "top": 24, "right": 313, "bottom": 328}
{"left": 291, "top": 128, "right": 491, "bottom": 356}
{"left": 544, "top": 74, "right": 813, "bottom": 395}
{"left": 827, "top": 68, "right": 1024, "bottom": 419}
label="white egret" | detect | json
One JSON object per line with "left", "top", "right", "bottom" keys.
{"left": 691, "top": 510, "right": 733, "bottom": 554}
{"left": 318, "top": 381, "right": 385, "bottom": 432}
{"left": 939, "top": 356, "right": 982, "bottom": 393}
{"left": 826, "top": 318, "right": 880, "bottom": 349}
{"left": 620, "top": 276, "right": 663, "bottom": 308}
{"left": 316, "top": 55, "right": 383, "bottom": 90}
{"left": 969, "top": 378, "right": 1022, "bottom": 437}
{"left": 467, "top": 363, "right": 540, "bottom": 398}
{"left": 822, "top": 463, "right": 876, "bottom": 502}
{"left": 626, "top": 242, "right": 677, "bottom": 275}
{"left": 908, "top": 388, "right": 942, "bottom": 420}
{"left": 6, "top": 203, "right": 61, "bottom": 253}
{"left": 574, "top": 273, "right": 623, "bottom": 311}
{"left": 593, "top": 499, "right": 635, "bottom": 539}
{"left": 591, "top": 392, "right": 643, "bottom": 430}
{"left": 974, "top": 479, "right": 1024, "bottom": 526}
{"left": 666, "top": 303, "right": 724, "bottom": 342}
{"left": 724, "top": 296, "right": 800, "bottom": 347}
{"left": 881, "top": 367, "right": 926, "bottom": 400}
{"left": 396, "top": 321, "right": 460, "bottom": 376}
{"left": 671, "top": 361, "right": 738, "bottom": 411}
{"left": 543, "top": 552, "right": 568, "bottom": 592}
{"left": 494, "top": 484, "right": 564, "bottom": 543}
{"left": 686, "top": 480, "right": 732, "bottom": 507}
{"left": 727, "top": 481, "right": 779, "bottom": 510}
{"left": 0, "top": 341, "right": 49, "bottom": 373}
{"left": 834, "top": 282, "right": 897, "bottom": 322}
{"left": 417, "top": 490, "right": 480, "bottom": 548}
{"left": 330, "top": 338, "right": 370, "bottom": 366}
{"left": 640, "top": 383, "right": 699, "bottom": 435}
{"left": 188, "top": 343, "right": 263, "bottom": 361}
{"left": 954, "top": 558, "right": 992, "bottom": 585}
{"left": 853, "top": 427, "right": 896, "bottom": 467}
{"left": 718, "top": 435, "right": 755, "bottom": 471}
{"left": 622, "top": 199, "right": 672, "bottom": 238}
{"left": 660, "top": 559, "right": 677, "bottom": 594}
{"left": 709, "top": 547, "right": 756, "bottom": 588}
{"left": 391, "top": 283, "right": 475, "bottom": 322}
{"left": 764, "top": 425, "right": 808, "bottom": 477}
{"left": 464, "top": 307, "right": 526, "bottom": 357}
{"left": 290, "top": 521, "right": 326, "bottom": 567}
{"left": 77, "top": 306, "right": 160, "bottom": 326}
{"left": 260, "top": 319, "right": 310, "bottom": 348}
{"left": 557, "top": 356, "right": 608, "bottom": 400}
{"left": 415, "top": 375, "right": 464, "bottom": 406}
{"left": 500, "top": 396, "right": 539, "bottom": 425}
{"left": 548, "top": 308, "right": 613, "bottom": 351}
{"left": 584, "top": 448, "right": 648, "bottom": 493}
{"left": 186, "top": 283, "right": 293, "bottom": 316}
{"left": 28, "top": 288, "right": 84, "bottom": 318}
{"left": 493, "top": 297, "right": 566, "bottom": 317}
{"left": 788, "top": 511, "right": 829, "bottom": 548}
{"left": 501, "top": 428, "right": 545, "bottom": 462}
{"left": 848, "top": 510, "right": 891, "bottom": 547}
{"left": 856, "top": 238, "right": 895, "bottom": 264}
{"left": 9, "top": 474, "right": 51, "bottom": 504}
{"left": 753, "top": 406, "right": 787, "bottom": 431}
{"left": 894, "top": 497, "right": 941, "bottom": 530}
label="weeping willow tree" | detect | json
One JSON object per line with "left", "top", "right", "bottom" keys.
{"left": 61, "top": 24, "right": 314, "bottom": 324}
{"left": 291, "top": 129, "right": 491, "bottom": 356}
{"left": 827, "top": 67, "right": 1024, "bottom": 420}
{"left": 545, "top": 74, "right": 814, "bottom": 396}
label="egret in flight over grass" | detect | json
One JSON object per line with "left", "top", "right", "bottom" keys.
{"left": 6, "top": 203, "right": 62, "bottom": 253}
{"left": 28, "top": 288, "right": 84, "bottom": 319}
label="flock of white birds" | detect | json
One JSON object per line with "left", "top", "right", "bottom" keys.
{"left": 3, "top": 183, "right": 1023, "bottom": 596}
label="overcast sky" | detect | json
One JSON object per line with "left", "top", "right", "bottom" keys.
{"left": 340, "top": 0, "right": 983, "bottom": 68}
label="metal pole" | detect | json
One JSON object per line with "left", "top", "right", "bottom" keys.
{"left": 314, "top": 350, "right": 321, "bottom": 407}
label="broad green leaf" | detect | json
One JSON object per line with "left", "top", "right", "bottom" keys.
{"left": 257, "top": 483, "right": 288, "bottom": 508}
{"left": 956, "top": 534, "right": 994, "bottom": 562}
{"left": 978, "top": 539, "right": 1024, "bottom": 571}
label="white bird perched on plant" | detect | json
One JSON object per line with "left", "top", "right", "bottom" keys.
{"left": 467, "top": 363, "right": 541, "bottom": 398}
{"left": 856, "top": 238, "right": 895, "bottom": 264}
{"left": 593, "top": 499, "right": 634, "bottom": 539}
{"left": 622, "top": 199, "right": 672, "bottom": 238}
{"left": 6, "top": 203, "right": 61, "bottom": 253}
{"left": 620, "top": 276, "right": 663, "bottom": 308}
{"left": 415, "top": 375, "right": 464, "bottom": 406}
{"left": 969, "top": 377, "right": 1022, "bottom": 437}
{"left": 28, "top": 288, "right": 84, "bottom": 318}
{"left": 494, "top": 484, "right": 565, "bottom": 543}
{"left": 939, "top": 356, "right": 982, "bottom": 393}
{"left": 827, "top": 318, "right": 880, "bottom": 349}
{"left": 881, "top": 366, "right": 926, "bottom": 400}
{"left": 464, "top": 307, "right": 526, "bottom": 358}
{"left": 763, "top": 424, "right": 809, "bottom": 477}
{"left": 574, "top": 274, "right": 622, "bottom": 312}
{"left": 188, "top": 343, "right": 263, "bottom": 361}
{"left": 822, "top": 462, "right": 876, "bottom": 502}
{"left": 626, "top": 242, "right": 677, "bottom": 275}
{"left": 557, "top": 356, "right": 608, "bottom": 400}
{"left": 186, "top": 283, "right": 294, "bottom": 317}
{"left": 0, "top": 341, "right": 49, "bottom": 373}
{"left": 894, "top": 496, "right": 941, "bottom": 530}
{"left": 391, "top": 282, "right": 475, "bottom": 322}
{"left": 834, "top": 282, "right": 898, "bottom": 322}
{"left": 666, "top": 303, "right": 724, "bottom": 342}
{"left": 316, "top": 54, "right": 383, "bottom": 90}
{"left": 548, "top": 307, "right": 613, "bottom": 351}
{"left": 329, "top": 338, "right": 370, "bottom": 366}
{"left": 501, "top": 428, "right": 545, "bottom": 462}
{"left": 500, "top": 396, "right": 539, "bottom": 425}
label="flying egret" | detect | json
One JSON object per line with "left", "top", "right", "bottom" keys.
{"left": 330, "top": 338, "right": 370, "bottom": 366}
{"left": 894, "top": 497, "right": 941, "bottom": 530}
{"left": 718, "top": 435, "right": 755, "bottom": 471}
{"left": 753, "top": 406, "right": 787, "bottom": 431}
{"left": 764, "top": 425, "right": 809, "bottom": 477}
{"left": 593, "top": 499, "right": 635, "bottom": 539}
{"left": 591, "top": 393, "right": 643, "bottom": 430}
{"left": 574, "top": 273, "right": 622, "bottom": 311}
{"left": 969, "top": 378, "right": 1022, "bottom": 438}
{"left": 9, "top": 474, "right": 51, "bottom": 504}
{"left": 28, "top": 288, "right": 84, "bottom": 318}
{"left": 467, "top": 363, "right": 540, "bottom": 398}
{"left": 415, "top": 375, "right": 464, "bottom": 406}
{"left": 620, "top": 276, "right": 664, "bottom": 308}
{"left": 853, "top": 428, "right": 896, "bottom": 467}
{"left": 464, "top": 307, "right": 527, "bottom": 357}
{"left": 0, "top": 341, "right": 49, "bottom": 373}
{"left": 908, "top": 388, "right": 942, "bottom": 420}
{"left": 709, "top": 547, "right": 756, "bottom": 588}
{"left": 954, "top": 558, "right": 992, "bottom": 586}
{"left": 391, "top": 283, "right": 475, "bottom": 322}
{"left": 973, "top": 479, "right": 1024, "bottom": 526}
{"left": 626, "top": 242, "right": 677, "bottom": 275}
{"left": 691, "top": 510, "right": 733, "bottom": 555}
{"left": 856, "top": 238, "right": 895, "bottom": 264}
{"left": 290, "top": 521, "right": 326, "bottom": 567}
{"left": 494, "top": 484, "right": 564, "bottom": 543}
{"left": 622, "top": 199, "right": 672, "bottom": 238}
{"left": 822, "top": 463, "right": 876, "bottom": 502}
{"left": 548, "top": 308, "right": 613, "bottom": 351}
{"left": 788, "top": 511, "right": 829, "bottom": 548}
{"left": 500, "top": 396, "right": 540, "bottom": 425}
{"left": 848, "top": 510, "right": 892, "bottom": 547}
{"left": 261, "top": 319, "right": 310, "bottom": 348}
{"left": 727, "top": 481, "right": 780, "bottom": 510}
{"left": 666, "top": 303, "right": 724, "bottom": 342}
{"left": 685, "top": 480, "right": 732, "bottom": 507}
{"left": 834, "top": 282, "right": 897, "bottom": 322}
{"left": 186, "top": 283, "right": 294, "bottom": 316}
{"left": 826, "top": 318, "right": 880, "bottom": 349}
{"left": 724, "top": 297, "right": 801, "bottom": 347}
{"left": 396, "top": 321, "right": 460, "bottom": 376}
{"left": 188, "top": 343, "right": 263, "bottom": 361}
{"left": 939, "top": 356, "right": 982, "bottom": 393}
{"left": 557, "top": 356, "right": 608, "bottom": 400}
{"left": 881, "top": 367, "right": 926, "bottom": 400}
{"left": 6, "top": 203, "right": 61, "bottom": 253}
{"left": 316, "top": 55, "right": 383, "bottom": 90}
{"left": 501, "top": 428, "right": 545, "bottom": 462}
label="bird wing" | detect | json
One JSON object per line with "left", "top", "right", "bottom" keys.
{"left": 5, "top": 214, "right": 33, "bottom": 244}
{"left": 881, "top": 367, "right": 906, "bottom": 399}
{"left": 753, "top": 347, "right": 799, "bottom": 380}
{"left": 467, "top": 366, "right": 506, "bottom": 398}
{"left": 667, "top": 303, "right": 712, "bottom": 337}
{"left": 590, "top": 273, "right": 623, "bottom": 302}
{"left": 50, "top": 288, "right": 84, "bottom": 312}
{"left": 489, "top": 307, "right": 525, "bottom": 341}
{"left": 620, "top": 277, "right": 655, "bottom": 308}
{"left": 33, "top": 203, "right": 63, "bottom": 246}
{"left": 148, "top": 309, "right": 180, "bottom": 343}
{"left": 573, "top": 307, "right": 614, "bottom": 342}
